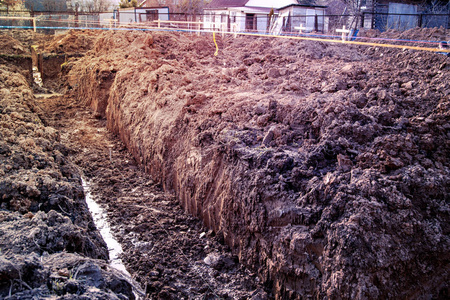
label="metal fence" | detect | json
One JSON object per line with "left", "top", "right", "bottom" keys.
{"left": 365, "top": 12, "right": 450, "bottom": 31}
{"left": 0, "top": 10, "right": 449, "bottom": 35}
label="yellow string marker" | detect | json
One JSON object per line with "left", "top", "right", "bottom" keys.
{"left": 213, "top": 31, "right": 219, "bottom": 56}
{"left": 235, "top": 31, "right": 450, "bottom": 53}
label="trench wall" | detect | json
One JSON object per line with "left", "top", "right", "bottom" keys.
{"left": 0, "top": 53, "right": 32, "bottom": 83}
{"left": 70, "top": 30, "right": 450, "bottom": 299}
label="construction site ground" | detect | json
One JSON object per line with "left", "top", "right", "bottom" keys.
{"left": 0, "top": 27, "right": 449, "bottom": 299}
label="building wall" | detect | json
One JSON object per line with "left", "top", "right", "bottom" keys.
{"left": 98, "top": 7, "right": 169, "bottom": 25}
{"left": 370, "top": 0, "right": 449, "bottom": 30}
{"left": 117, "top": 7, "right": 169, "bottom": 23}
{"left": 203, "top": 9, "right": 271, "bottom": 33}
{"left": 278, "top": 6, "right": 326, "bottom": 33}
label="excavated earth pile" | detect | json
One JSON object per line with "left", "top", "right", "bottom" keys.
{"left": 0, "top": 34, "right": 138, "bottom": 299}
{"left": 1, "top": 31, "right": 268, "bottom": 300}
{"left": 66, "top": 29, "right": 449, "bottom": 299}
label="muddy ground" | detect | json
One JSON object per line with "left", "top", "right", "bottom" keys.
{"left": 1, "top": 31, "right": 267, "bottom": 299}
{"left": 36, "top": 95, "right": 268, "bottom": 299}
{"left": 0, "top": 32, "right": 145, "bottom": 299}
{"left": 1, "top": 27, "right": 449, "bottom": 299}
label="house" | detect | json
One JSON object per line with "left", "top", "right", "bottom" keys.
{"left": 99, "top": 6, "right": 170, "bottom": 25}
{"left": 203, "top": 1, "right": 327, "bottom": 34}
{"left": 203, "top": 0, "right": 300, "bottom": 33}
{"left": 362, "top": 0, "right": 450, "bottom": 31}
{"left": 275, "top": 3, "right": 327, "bottom": 34}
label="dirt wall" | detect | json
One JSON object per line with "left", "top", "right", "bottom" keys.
{"left": 70, "top": 30, "right": 450, "bottom": 299}
{"left": 0, "top": 33, "right": 137, "bottom": 299}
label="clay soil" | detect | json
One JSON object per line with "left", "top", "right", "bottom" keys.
{"left": 36, "top": 95, "right": 268, "bottom": 299}
{"left": 1, "top": 27, "right": 449, "bottom": 299}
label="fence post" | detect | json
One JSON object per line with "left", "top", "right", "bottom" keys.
{"left": 75, "top": 3, "right": 79, "bottom": 28}
{"left": 418, "top": 14, "right": 422, "bottom": 28}
{"left": 315, "top": 14, "right": 318, "bottom": 32}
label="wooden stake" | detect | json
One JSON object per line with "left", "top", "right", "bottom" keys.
{"left": 294, "top": 24, "right": 306, "bottom": 34}
{"left": 336, "top": 25, "right": 351, "bottom": 42}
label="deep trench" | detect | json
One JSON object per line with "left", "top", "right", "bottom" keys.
{"left": 26, "top": 29, "right": 450, "bottom": 300}
{"left": 33, "top": 67, "right": 269, "bottom": 299}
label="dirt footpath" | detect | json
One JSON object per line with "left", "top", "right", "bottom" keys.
{"left": 37, "top": 95, "right": 268, "bottom": 299}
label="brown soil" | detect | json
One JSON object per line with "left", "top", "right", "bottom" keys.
{"left": 358, "top": 26, "right": 449, "bottom": 44}
{"left": 42, "top": 29, "right": 97, "bottom": 54}
{"left": 1, "top": 27, "right": 449, "bottom": 300}
{"left": 69, "top": 29, "right": 450, "bottom": 299}
{"left": 0, "top": 33, "right": 138, "bottom": 299}
{"left": 37, "top": 94, "right": 268, "bottom": 299}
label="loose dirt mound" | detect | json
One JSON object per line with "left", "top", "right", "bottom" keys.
{"left": 43, "top": 29, "right": 97, "bottom": 54}
{"left": 69, "top": 28, "right": 449, "bottom": 299}
{"left": 0, "top": 29, "right": 50, "bottom": 48}
{"left": 0, "top": 64, "right": 137, "bottom": 299}
{"left": 0, "top": 34, "right": 28, "bottom": 55}
{"left": 359, "top": 26, "right": 449, "bottom": 42}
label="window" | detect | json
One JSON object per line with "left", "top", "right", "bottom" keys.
{"left": 146, "top": 10, "right": 158, "bottom": 22}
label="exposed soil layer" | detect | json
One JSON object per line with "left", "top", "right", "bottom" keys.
{"left": 0, "top": 33, "right": 137, "bottom": 300}
{"left": 0, "top": 33, "right": 33, "bottom": 83}
{"left": 67, "top": 28, "right": 450, "bottom": 299}
{"left": 1, "top": 27, "right": 449, "bottom": 299}
{"left": 37, "top": 95, "right": 268, "bottom": 299}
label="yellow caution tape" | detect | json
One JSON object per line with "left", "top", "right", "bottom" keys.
{"left": 213, "top": 31, "right": 219, "bottom": 56}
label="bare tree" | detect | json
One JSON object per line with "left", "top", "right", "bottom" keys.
{"left": 0, "top": 0, "right": 21, "bottom": 10}
{"left": 77, "top": 0, "right": 114, "bottom": 12}
{"left": 177, "top": 0, "right": 210, "bottom": 14}
{"left": 419, "top": 0, "right": 450, "bottom": 28}
{"left": 119, "top": 0, "right": 138, "bottom": 8}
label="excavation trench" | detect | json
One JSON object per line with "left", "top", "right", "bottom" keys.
{"left": 2, "top": 29, "right": 449, "bottom": 299}
{"left": 35, "top": 93, "right": 268, "bottom": 299}
{"left": 65, "top": 29, "right": 449, "bottom": 299}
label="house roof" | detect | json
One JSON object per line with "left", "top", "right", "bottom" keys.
{"left": 208, "top": 0, "right": 300, "bottom": 10}
{"left": 245, "top": 0, "right": 299, "bottom": 8}
{"left": 208, "top": 0, "right": 249, "bottom": 8}
{"left": 226, "top": 6, "right": 276, "bottom": 13}
{"left": 279, "top": 3, "right": 327, "bottom": 10}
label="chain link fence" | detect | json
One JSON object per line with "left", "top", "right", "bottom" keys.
{"left": 1, "top": 9, "right": 449, "bottom": 36}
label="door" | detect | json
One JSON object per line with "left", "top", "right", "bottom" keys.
{"left": 146, "top": 10, "right": 158, "bottom": 22}
{"left": 246, "top": 14, "right": 255, "bottom": 31}
{"left": 306, "top": 9, "right": 315, "bottom": 31}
